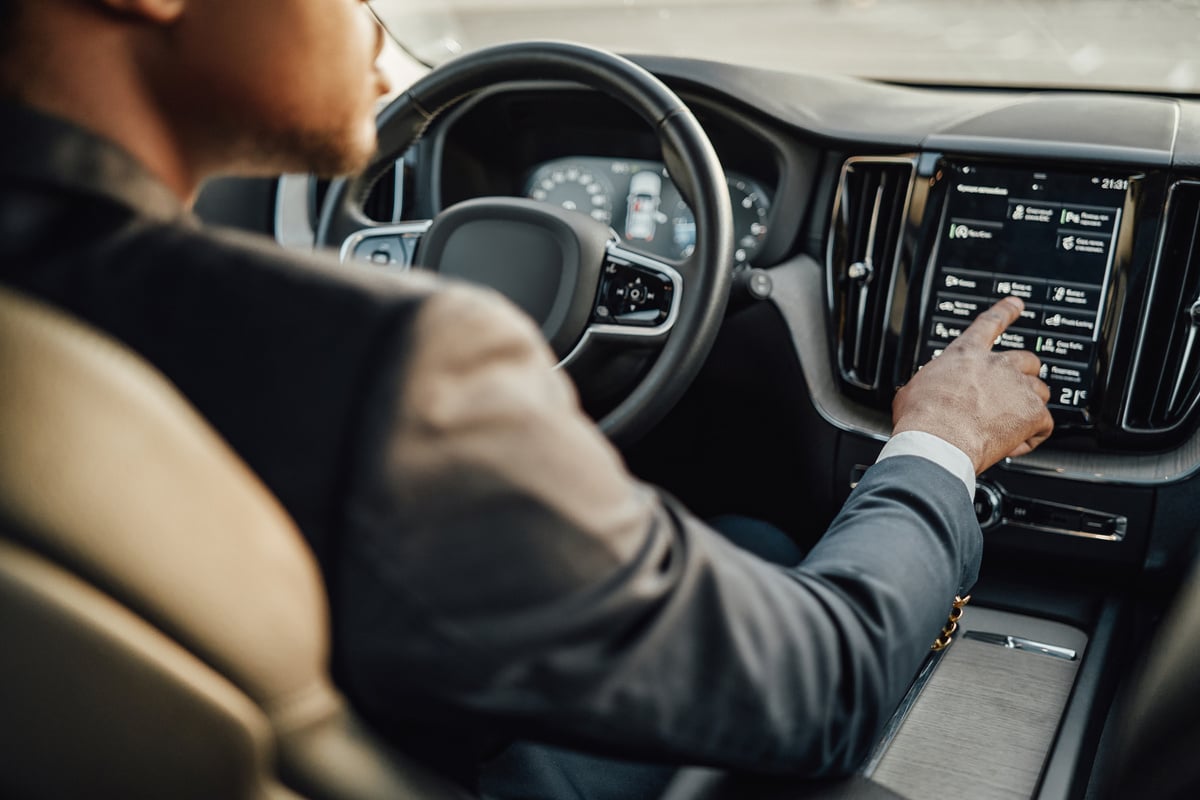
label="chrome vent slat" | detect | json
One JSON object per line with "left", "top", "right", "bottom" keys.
{"left": 828, "top": 157, "right": 915, "bottom": 392}
{"left": 1124, "top": 181, "right": 1200, "bottom": 433}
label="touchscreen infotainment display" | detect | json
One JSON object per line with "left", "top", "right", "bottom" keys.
{"left": 920, "top": 162, "right": 1129, "bottom": 424}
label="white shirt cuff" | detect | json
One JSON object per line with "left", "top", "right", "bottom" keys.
{"left": 876, "top": 430, "right": 976, "bottom": 500}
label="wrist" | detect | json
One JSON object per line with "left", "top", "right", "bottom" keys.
{"left": 891, "top": 419, "right": 984, "bottom": 475}
{"left": 879, "top": 430, "right": 977, "bottom": 498}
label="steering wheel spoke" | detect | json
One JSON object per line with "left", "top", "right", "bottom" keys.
{"left": 338, "top": 220, "right": 433, "bottom": 270}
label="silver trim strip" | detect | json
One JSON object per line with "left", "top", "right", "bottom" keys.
{"left": 337, "top": 220, "right": 433, "bottom": 267}
{"left": 994, "top": 443, "right": 1200, "bottom": 485}
{"left": 1168, "top": 323, "right": 1199, "bottom": 414}
{"left": 1005, "top": 519, "right": 1125, "bottom": 542}
{"left": 963, "top": 631, "right": 1078, "bottom": 661}
{"left": 556, "top": 244, "right": 683, "bottom": 370}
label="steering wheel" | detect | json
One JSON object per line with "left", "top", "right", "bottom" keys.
{"left": 316, "top": 41, "right": 733, "bottom": 444}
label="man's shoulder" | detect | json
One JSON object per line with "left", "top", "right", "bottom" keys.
{"left": 143, "top": 220, "right": 554, "bottom": 380}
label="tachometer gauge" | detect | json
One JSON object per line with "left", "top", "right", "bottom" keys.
{"left": 670, "top": 200, "right": 697, "bottom": 259}
{"left": 727, "top": 178, "right": 770, "bottom": 268}
{"left": 669, "top": 176, "right": 771, "bottom": 266}
{"left": 526, "top": 162, "right": 614, "bottom": 226}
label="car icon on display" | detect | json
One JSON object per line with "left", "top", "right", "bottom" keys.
{"left": 625, "top": 171, "right": 662, "bottom": 241}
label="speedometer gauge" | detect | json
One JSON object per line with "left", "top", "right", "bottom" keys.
{"left": 525, "top": 162, "right": 614, "bottom": 226}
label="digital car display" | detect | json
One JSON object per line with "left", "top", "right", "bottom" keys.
{"left": 524, "top": 156, "right": 771, "bottom": 267}
{"left": 920, "top": 162, "right": 1131, "bottom": 424}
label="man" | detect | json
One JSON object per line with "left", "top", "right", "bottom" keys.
{"left": 0, "top": 0, "right": 1054, "bottom": 796}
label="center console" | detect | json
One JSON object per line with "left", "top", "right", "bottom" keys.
{"left": 815, "top": 151, "right": 1190, "bottom": 795}
{"left": 820, "top": 150, "right": 1200, "bottom": 562}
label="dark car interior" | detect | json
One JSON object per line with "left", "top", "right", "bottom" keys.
{"left": 6, "top": 38, "right": 1200, "bottom": 800}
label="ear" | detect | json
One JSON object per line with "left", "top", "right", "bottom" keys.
{"left": 96, "top": 0, "right": 186, "bottom": 24}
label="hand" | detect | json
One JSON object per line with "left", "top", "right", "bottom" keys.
{"left": 892, "top": 297, "right": 1054, "bottom": 474}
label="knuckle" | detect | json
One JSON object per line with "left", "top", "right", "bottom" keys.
{"left": 975, "top": 309, "right": 1004, "bottom": 327}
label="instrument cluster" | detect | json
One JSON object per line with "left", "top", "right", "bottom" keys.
{"left": 524, "top": 156, "right": 772, "bottom": 268}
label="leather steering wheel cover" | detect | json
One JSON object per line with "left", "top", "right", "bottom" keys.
{"left": 317, "top": 40, "right": 733, "bottom": 444}
{"left": 602, "top": 110, "right": 733, "bottom": 442}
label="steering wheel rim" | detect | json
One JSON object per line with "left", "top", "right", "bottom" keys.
{"left": 316, "top": 40, "right": 733, "bottom": 445}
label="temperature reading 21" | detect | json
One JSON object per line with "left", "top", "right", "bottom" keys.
{"left": 1060, "top": 387, "right": 1088, "bottom": 407}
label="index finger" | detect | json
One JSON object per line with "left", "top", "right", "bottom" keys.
{"left": 954, "top": 297, "right": 1025, "bottom": 351}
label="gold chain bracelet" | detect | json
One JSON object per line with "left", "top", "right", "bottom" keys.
{"left": 930, "top": 595, "right": 971, "bottom": 651}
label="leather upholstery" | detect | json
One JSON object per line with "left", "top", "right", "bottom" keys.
{"left": 0, "top": 286, "right": 470, "bottom": 799}
{"left": 0, "top": 537, "right": 292, "bottom": 799}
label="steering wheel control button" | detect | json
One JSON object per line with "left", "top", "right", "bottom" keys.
{"left": 351, "top": 235, "right": 414, "bottom": 267}
{"left": 339, "top": 222, "right": 433, "bottom": 271}
{"left": 598, "top": 259, "right": 674, "bottom": 326}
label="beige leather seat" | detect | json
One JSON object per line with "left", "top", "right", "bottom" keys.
{"left": 0, "top": 286, "right": 470, "bottom": 799}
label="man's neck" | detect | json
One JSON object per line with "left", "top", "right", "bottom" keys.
{"left": 1, "top": 10, "right": 203, "bottom": 204}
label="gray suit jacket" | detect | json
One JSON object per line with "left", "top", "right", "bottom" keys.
{"left": 0, "top": 99, "right": 981, "bottom": 780}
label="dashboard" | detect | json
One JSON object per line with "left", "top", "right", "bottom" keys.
{"left": 325, "top": 56, "right": 1200, "bottom": 571}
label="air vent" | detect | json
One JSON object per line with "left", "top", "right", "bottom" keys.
{"left": 828, "top": 157, "right": 915, "bottom": 391}
{"left": 1124, "top": 181, "right": 1200, "bottom": 433}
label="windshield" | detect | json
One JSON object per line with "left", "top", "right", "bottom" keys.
{"left": 373, "top": 0, "right": 1200, "bottom": 93}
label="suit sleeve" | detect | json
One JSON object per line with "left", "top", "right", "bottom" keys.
{"left": 334, "top": 283, "right": 982, "bottom": 776}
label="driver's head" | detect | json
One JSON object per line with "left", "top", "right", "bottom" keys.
{"left": 0, "top": 0, "right": 390, "bottom": 198}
